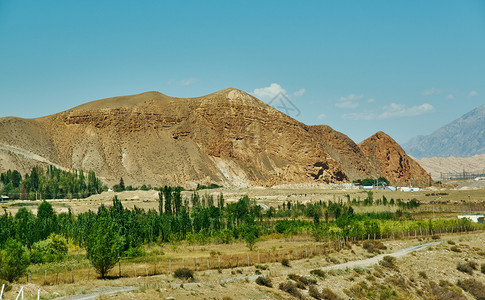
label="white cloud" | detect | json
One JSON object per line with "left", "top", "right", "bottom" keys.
{"left": 317, "top": 113, "right": 326, "bottom": 120}
{"left": 341, "top": 102, "right": 434, "bottom": 120}
{"left": 342, "top": 112, "right": 376, "bottom": 120}
{"left": 335, "top": 94, "right": 363, "bottom": 109}
{"left": 378, "top": 103, "right": 434, "bottom": 119}
{"left": 423, "top": 88, "right": 441, "bottom": 96}
{"left": 367, "top": 98, "right": 376, "bottom": 103}
{"left": 168, "top": 78, "right": 199, "bottom": 86}
{"left": 293, "top": 88, "right": 306, "bottom": 97}
{"left": 469, "top": 90, "right": 478, "bottom": 97}
{"left": 446, "top": 94, "right": 455, "bottom": 100}
{"left": 253, "top": 83, "right": 288, "bottom": 101}
{"left": 179, "top": 78, "right": 199, "bottom": 86}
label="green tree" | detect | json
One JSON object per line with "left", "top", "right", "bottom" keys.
{"left": 163, "top": 186, "right": 173, "bottom": 215}
{"left": 240, "top": 224, "right": 259, "bottom": 251}
{"left": 86, "top": 216, "right": 124, "bottom": 278}
{"left": 361, "top": 178, "right": 375, "bottom": 186}
{"left": 0, "top": 239, "right": 30, "bottom": 282}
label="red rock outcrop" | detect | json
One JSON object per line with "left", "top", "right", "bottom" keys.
{"left": 358, "top": 131, "right": 432, "bottom": 186}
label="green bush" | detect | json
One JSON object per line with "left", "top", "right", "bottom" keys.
{"left": 30, "top": 233, "right": 69, "bottom": 263}
{"left": 174, "top": 268, "right": 194, "bottom": 281}
{"left": 481, "top": 263, "right": 485, "bottom": 275}
{"left": 123, "top": 247, "right": 145, "bottom": 258}
{"left": 310, "top": 269, "right": 326, "bottom": 278}
{"left": 255, "top": 276, "right": 272, "bottom": 287}
{"left": 0, "top": 239, "right": 30, "bottom": 282}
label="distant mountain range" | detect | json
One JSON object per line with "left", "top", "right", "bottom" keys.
{"left": 404, "top": 104, "right": 485, "bottom": 158}
{"left": 0, "top": 88, "right": 431, "bottom": 187}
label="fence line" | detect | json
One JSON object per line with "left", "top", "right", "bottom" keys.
{"left": 18, "top": 225, "right": 482, "bottom": 286}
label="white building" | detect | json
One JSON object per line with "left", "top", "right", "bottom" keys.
{"left": 458, "top": 214, "right": 484, "bottom": 223}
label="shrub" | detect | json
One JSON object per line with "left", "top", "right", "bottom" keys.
{"left": 418, "top": 271, "right": 427, "bottom": 279}
{"left": 309, "top": 285, "right": 321, "bottom": 299}
{"left": 30, "top": 233, "right": 69, "bottom": 263}
{"left": 174, "top": 268, "right": 194, "bottom": 281}
{"left": 321, "top": 287, "right": 341, "bottom": 300}
{"left": 457, "top": 262, "right": 473, "bottom": 275}
{"left": 450, "top": 246, "right": 461, "bottom": 253}
{"left": 255, "top": 264, "right": 269, "bottom": 270}
{"left": 0, "top": 280, "right": 12, "bottom": 293}
{"left": 296, "top": 281, "right": 307, "bottom": 290}
{"left": 432, "top": 234, "right": 441, "bottom": 240}
{"left": 310, "top": 269, "right": 326, "bottom": 278}
{"left": 288, "top": 273, "right": 317, "bottom": 286}
{"left": 429, "top": 281, "right": 464, "bottom": 299}
{"left": 362, "top": 240, "right": 387, "bottom": 253}
{"left": 255, "top": 276, "right": 272, "bottom": 287}
{"left": 447, "top": 240, "right": 456, "bottom": 245}
{"left": 457, "top": 279, "right": 485, "bottom": 300}
{"left": 281, "top": 258, "right": 291, "bottom": 267}
{"left": 481, "top": 264, "right": 485, "bottom": 275}
{"left": 123, "top": 247, "right": 145, "bottom": 258}
{"left": 279, "top": 281, "right": 303, "bottom": 299}
{"left": 467, "top": 261, "right": 478, "bottom": 270}
{"left": 379, "top": 255, "right": 397, "bottom": 270}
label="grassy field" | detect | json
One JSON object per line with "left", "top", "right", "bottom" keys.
{"left": 2, "top": 231, "right": 485, "bottom": 299}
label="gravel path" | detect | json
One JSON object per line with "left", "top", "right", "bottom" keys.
{"left": 64, "top": 286, "right": 138, "bottom": 300}
{"left": 320, "top": 240, "right": 443, "bottom": 271}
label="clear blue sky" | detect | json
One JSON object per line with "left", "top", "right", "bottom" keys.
{"left": 1, "top": 0, "right": 484, "bottom": 144}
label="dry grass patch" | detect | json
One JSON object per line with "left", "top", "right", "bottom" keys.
{"left": 457, "top": 279, "right": 485, "bottom": 300}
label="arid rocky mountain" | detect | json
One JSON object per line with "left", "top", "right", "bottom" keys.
{"left": 358, "top": 132, "right": 432, "bottom": 186}
{"left": 404, "top": 104, "right": 485, "bottom": 158}
{"left": 0, "top": 89, "right": 431, "bottom": 187}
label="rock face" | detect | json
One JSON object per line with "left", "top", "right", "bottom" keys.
{"left": 404, "top": 104, "right": 485, "bottom": 158}
{"left": 0, "top": 89, "right": 430, "bottom": 187}
{"left": 359, "top": 131, "right": 432, "bottom": 186}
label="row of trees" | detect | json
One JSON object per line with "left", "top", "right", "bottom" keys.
{"left": 0, "top": 189, "right": 478, "bottom": 281}
{"left": 0, "top": 166, "right": 103, "bottom": 200}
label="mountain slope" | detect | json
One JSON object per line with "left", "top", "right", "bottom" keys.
{"left": 359, "top": 131, "right": 432, "bottom": 186}
{"left": 414, "top": 153, "right": 485, "bottom": 180}
{"left": 0, "top": 89, "right": 430, "bottom": 187}
{"left": 404, "top": 104, "right": 485, "bottom": 158}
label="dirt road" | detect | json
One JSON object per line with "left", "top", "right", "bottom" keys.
{"left": 320, "top": 240, "right": 442, "bottom": 271}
